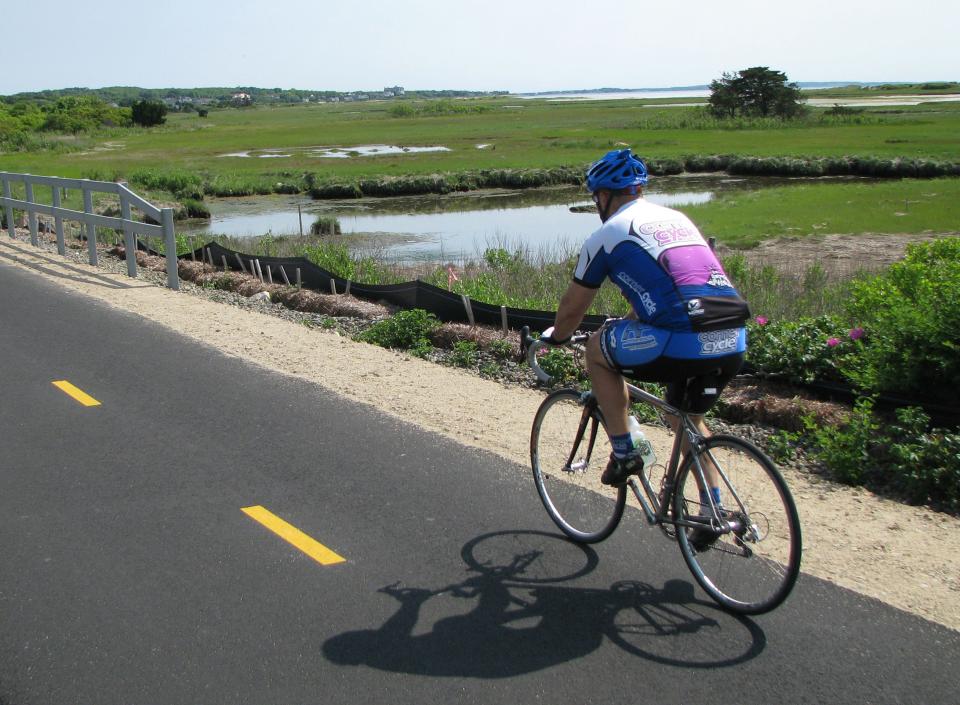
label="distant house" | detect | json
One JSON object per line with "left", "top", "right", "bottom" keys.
{"left": 231, "top": 92, "right": 252, "bottom": 106}
{"left": 385, "top": 85, "right": 405, "bottom": 96}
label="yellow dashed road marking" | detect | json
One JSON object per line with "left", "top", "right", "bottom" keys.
{"left": 52, "top": 380, "right": 101, "bottom": 407}
{"left": 242, "top": 505, "right": 346, "bottom": 566}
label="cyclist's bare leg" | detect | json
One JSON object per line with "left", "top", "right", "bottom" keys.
{"left": 667, "top": 413, "right": 722, "bottom": 494}
{"left": 585, "top": 332, "right": 629, "bottom": 436}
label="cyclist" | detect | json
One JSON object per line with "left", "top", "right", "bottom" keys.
{"left": 542, "top": 149, "right": 750, "bottom": 502}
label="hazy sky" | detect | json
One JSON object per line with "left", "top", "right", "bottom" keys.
{"left": 2, "top": 0, "right": 957, "bottom": 95}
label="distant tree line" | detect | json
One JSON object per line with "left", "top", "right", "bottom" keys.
{"left": 1, "top": 85, "right": 510, "bottom": 108}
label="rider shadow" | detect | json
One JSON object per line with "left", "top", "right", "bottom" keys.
{"left": 323, "top": 530, "right": 766, "bottom": 677}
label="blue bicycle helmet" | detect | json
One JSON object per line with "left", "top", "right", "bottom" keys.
{"left": 585, "top": 149, "right": 648, "bottom": 192}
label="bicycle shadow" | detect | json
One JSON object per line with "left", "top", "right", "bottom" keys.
{"left": 323, "top": 530, "right": 766, "bottom": 677}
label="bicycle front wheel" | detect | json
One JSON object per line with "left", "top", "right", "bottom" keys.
{"left": 674, "top": 434, "right": 801, "bottom": 614}
{"left": 531, "top": 389, "right": 626, "bottom": 543}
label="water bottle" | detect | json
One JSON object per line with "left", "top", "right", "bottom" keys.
{"left": 627, "top": 415, "right": 657, "bottom": 469}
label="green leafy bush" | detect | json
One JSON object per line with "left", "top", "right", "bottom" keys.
{"left": 180, "top": 199, "right": 210, "bottom": 219}
{"left": 842, "top": 238, "right": 960, "bottom": 404}
{"left": 356, "top": 309, "right": 440, "bottom": 350}
{"left": 450, "top": 341, "right": 479, "bottom": 368}
{"left": 805, "top": 401, "right": 960, "bottom": 511}
{"left": 486, "top": 338, "right": 515, "bottom": 360}
{"left": 806, "top": 399, "right": 879, "bottom": 485}
{"left": 309, "top": 215, "right": 341, "bottom": 235}
{"left": 130, "top": 100, "right": 167, "bottom": 127}
{"left": 886, "top": 407, "right": 960, "bottom": 510}
{"left": 538, "top": 347, "right": 581, "bottom": 385}
{"left": 299, "top": 241, "right": 391, "bottom": 284}
{"left": 746, "top": 315, "right": 853, "bottom": 384}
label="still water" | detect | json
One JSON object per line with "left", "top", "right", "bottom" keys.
{"left": 179, "top": 175, "right": 808, "bottom": 262}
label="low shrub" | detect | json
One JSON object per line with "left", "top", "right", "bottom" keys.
{"left": 356, "top": 309, "right": 441, "bottom": 350}
{"left": 537, "top": 347, "right": 581, "bottom": 385}
{"left": 805, "top": 401, "right": 960, "bottom": 511}
{"left": 309, "top": 215, "right": 341, "bottom": 235}
{"left": 450, "top": 340, "right": 479, "bottom": 367}
{"left": 806, "top": 398, "right": 879, "bottom": 485}
{"left": 298, "top": 240, "right": 392, "bottom": 284}
{"left": 180, "top": 199, "right": 210, "bottom": 219}
{"left": 486, "top": 338, "right": 516, "bottom": 360}
{"left": 745, "top": 315, "right": 853, "bottom": 384}
{"left": 842, "top": 238, "right": 960, "bottom": 405}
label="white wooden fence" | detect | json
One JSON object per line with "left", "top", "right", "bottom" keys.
{"left": 0, "top": 172, "right": 179, "bottom": 289}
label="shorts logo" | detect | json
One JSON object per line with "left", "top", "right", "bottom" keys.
{"left": 687, "top": 298, "right": 705, "bottom": 317}
{"left": 621, "top": 327, "right": 658, "bottom": 351}
{"left": 698, "top": 329, "right": 739, "bottom": 356}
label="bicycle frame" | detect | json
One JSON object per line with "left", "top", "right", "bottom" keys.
{"left": 523, "top": 329, "right": 745, "bottom": 536}
{"left": 582, "top": 382, "right": 747, "bottom": 537}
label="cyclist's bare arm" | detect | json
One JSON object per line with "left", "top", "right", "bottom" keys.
{"left": 552, "top": 281, "right": 597, "bottom": 342}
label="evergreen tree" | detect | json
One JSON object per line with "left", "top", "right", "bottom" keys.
{"left": 708, "top": 67, "right": 804, "bottom": 119}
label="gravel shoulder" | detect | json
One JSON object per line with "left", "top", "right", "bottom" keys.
{"left": 2, "top": 233, "right": 958, "bottom": 632}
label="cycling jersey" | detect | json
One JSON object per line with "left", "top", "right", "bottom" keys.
{"left": 573, "top": 199, "right": 750, "bottom": 335}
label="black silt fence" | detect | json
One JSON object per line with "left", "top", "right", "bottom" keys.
{"left": 172, "top": 242, "right": 960, "bottom": 423}
{"left": 176, "top": 241, "right": 608, "bottom": 332}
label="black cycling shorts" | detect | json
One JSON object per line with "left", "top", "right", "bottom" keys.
{"left": 621, "top": 352, "right": 744, "bottom": 415}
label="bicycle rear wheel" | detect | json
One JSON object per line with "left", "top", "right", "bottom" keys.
{"left": 530, "top": 389, "right": 626, "bottom": 543}
{"left": 674, "top": 434, "right": 801, "bottom": 614}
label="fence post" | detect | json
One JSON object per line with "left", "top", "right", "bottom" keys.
{"left": 83, "top": 186, "right": 97, "bottom": 265}
{"left": 3, "top": 177, "right": 15, "bottom": 238}
{"left": 461, "top": 294, "right": 475, "bottom": 327}
{"left": 24, "top": 181, "right": 38, "bottom": 246}
{"left": 161, "top": 208, "right": 179, "bottom": 290}
{"left": 120, "top": 191, "right": 137, "bottom": 278}
{"left": 51, "top": 185, "right": 65, "bottom": 255}
{"left": 500, "top": 305, "right": 508, "bottom": 334}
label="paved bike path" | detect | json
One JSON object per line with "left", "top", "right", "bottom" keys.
{"left": 1, "top": 259, "right": 957, "bottom": 705}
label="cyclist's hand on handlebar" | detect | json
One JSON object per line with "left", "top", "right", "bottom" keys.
{"left": 539, "top": 326, "right": 571, "bottom": 346}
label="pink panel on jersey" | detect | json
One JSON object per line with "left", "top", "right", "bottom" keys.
{"left": 658, "top": 245, "right": 722, "bottom": 286}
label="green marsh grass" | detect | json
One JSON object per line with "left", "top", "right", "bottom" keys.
{"left": 3, "top": 98, "right": 959, "bottom": 191}
{"left": 683, "top": 178, "right": 960, "bottom": 247}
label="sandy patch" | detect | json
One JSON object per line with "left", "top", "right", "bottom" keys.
{"left": 1, "top": 236, "right": 958, "bottom": 631}
{"left": 723, "top": 231, "right": 954, "bottom": 273}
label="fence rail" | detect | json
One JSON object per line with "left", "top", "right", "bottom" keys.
{"left": 0, "top": 171, "right": 178, "bottom": 289}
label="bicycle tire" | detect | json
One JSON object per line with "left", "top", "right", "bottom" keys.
{"left": 673, "top": 434, "right": 802, "bottom": 614}
{"left": 530, "top": 388, "right": 626, "bottom": 543}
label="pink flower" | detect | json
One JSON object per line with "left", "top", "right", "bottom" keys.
{"left": 755, "top": 316, "right": 769, "bottom": 326}
{"left": 849, "top": 327, "right": 865, "bottom": 341}
{"left": 826, "top": 337, "right": 841, "bottom": 348}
